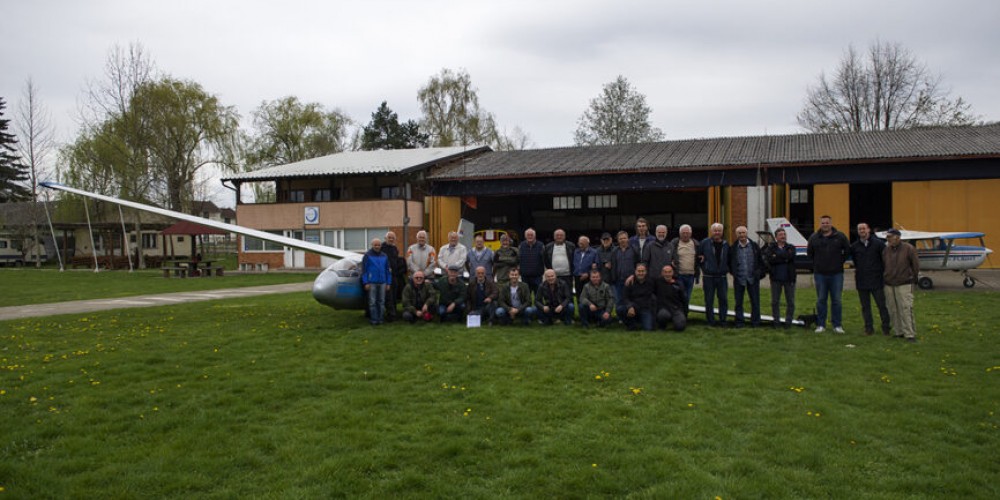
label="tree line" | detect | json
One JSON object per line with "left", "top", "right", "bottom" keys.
{"left": 0, "top": 39, "right": 984, "bottom": 213}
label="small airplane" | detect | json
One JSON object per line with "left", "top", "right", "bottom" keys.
{"left": 758, "top": 217, "right": 812, "bottom": 270}
{"left": 874, "top": 229, "right": 993, "bottom": 289}
{"left": 41, "top": 182, "right": 368, "bottom": 309}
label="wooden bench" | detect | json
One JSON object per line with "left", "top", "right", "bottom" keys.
{"left": 162, "top": 266, "right": 188, "bottom": 278}
{"left": 205, "top": 266, "right": 225, "bottom": 277}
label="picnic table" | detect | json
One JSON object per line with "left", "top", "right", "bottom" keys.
{"left": 162, "top": 259, "right": 225, "bottom": 278}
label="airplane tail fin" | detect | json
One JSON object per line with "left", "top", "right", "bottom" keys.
{"left": 766, "top": 217, "right": 809, "bottom": 247}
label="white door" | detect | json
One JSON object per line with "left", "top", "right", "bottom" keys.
{"left": 284, "top": 230, "right": 306, "bottom": 268}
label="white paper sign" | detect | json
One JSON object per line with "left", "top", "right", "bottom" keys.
{"left": 466, "top": 314, "right": 481, "bottom": 328}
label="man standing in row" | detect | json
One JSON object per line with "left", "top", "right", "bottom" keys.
{"left": 764, "top": 228, "right": 797, "bottom": 328}
{"left": 493, "top": 234, "right": 518, "bottom": 284}
{"left": 729, "top": 226, "right": 765, "bottom": 328}
{"left": 438, "top": 231, "right": 468, "bottom": 276}
{"left": 519, "top": 228, "right": 545, "bottom": 293}
{"left": 851, "top": 222, "right": 891, "bottom": 336}
{"left": 573, "top": 236, "right": 599, "bottom": 303}
{"left": 407, "top": 230, "right": 436, "bottom": 279}
{"left": 544, "top": 229, "right": 576, "bottom": 292}
{"left": 807, "top": 215, "right": 850, "bottom": 333}
{"left": 361, "top": 238, "right": 392, "bottom": 326}
{"left": 698, "top": 223, "right": 730, "bottom": 327}
{"left": 671, "top": 224, "right": 699, "bottom": 308}
{"left": 642, "top": 224, "right": 675, "bottom": 282}
{"left": 468, "top": 234, "right": 494, "bottom": 279}
{"left": 883, "top": 228, "right": 920, "bottom": 342}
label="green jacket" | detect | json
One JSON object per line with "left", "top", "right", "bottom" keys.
{"left": 435, "top": 278, "right": 467, "bottom": 307}
{"left": 579, "top": 281, "right": 615, "bottom": 310}
{"left": 402, "top": 281, "right": 438, "bottom": 313}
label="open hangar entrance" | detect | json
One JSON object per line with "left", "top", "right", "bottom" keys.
{"left": 461, "top": 189, "right": 709, "bottom": 244}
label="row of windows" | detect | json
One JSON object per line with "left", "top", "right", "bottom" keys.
{"left": 552, "top": 195, "right": 618, "bottom": 210}
{"left": 287, "top": 186, "right": 410, "bottom": 203}
{"left": 243, "top": 227, "right": 390, "bottom": 253}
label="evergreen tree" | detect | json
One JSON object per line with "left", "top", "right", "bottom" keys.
{"left": 360, "top": 101, "right": 429, "bottom": 150}
{"left": 0, "top": 97, "right": 31, "bottom": 202}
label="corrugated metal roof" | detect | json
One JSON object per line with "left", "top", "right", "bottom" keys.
{"left": 223, "top": 146, "right": 490, "bottom": 181}
{"left": 428, "top": 125, "right": 1000, "bottom": 180}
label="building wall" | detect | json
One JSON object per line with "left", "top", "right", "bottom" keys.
{"left": 235, "top": 200, "right": 421, "bottom": 230}
{"left": 894, "top": 179, "right": 1000, "bottom": 268}
{"left": 813, "top": 183, "right": 850, "bottom": 233}
{"left": 427, "top": 196, "right": 462, "bottom": 249}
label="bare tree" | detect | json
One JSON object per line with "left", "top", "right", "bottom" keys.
{"left": 574, "top": 75, "right": 664, "bottom": 146}
{"left": 798, "top": 40, "right": 978, "bottom": 133}
{"left": 14, "top": 77, "right": 56, "bottom": 267}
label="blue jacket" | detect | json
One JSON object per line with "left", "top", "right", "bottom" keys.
{"left": 697, "top": 238, "right": 730, "bottom": 277}
{"left": 361, "top": 250, "right": 392, "bottom": 285}
{"left": 572, "top": 246, "right": 600, "bottom": 277}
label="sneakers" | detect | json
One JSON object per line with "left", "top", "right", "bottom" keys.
{"left": 814, "top": 326, "right": 825, "bottom": 333}
{"left": 834, "top": 327, "right": 845, "bottom": 334}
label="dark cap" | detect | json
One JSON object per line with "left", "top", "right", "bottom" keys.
{"left": 447, "top": 264, "right": 462, "bottom": 272}
{"left": 601, "top": 232, "right": 612, "bottom": 239}
{"left": 885, "top": 228, "right": 901, "bottom": 236}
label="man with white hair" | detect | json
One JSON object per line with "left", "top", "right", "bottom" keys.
{"left": 728, "top": 226, "right": 765, "bottom": 328}
{"left": 437, "top": 231, "right": 468, "bottom": 276}
{"left": 407, "top": 230, "right": 436, "bottom": 279}
{"left": 543, "top": 228, "right": 576, "bottom": 293}
{"left": 670, "top": 224, "right": 699, "bottom": 307}
{"left": 642, "top": 224, "right": 676, "bottom": 282}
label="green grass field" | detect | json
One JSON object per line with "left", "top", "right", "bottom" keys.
{"left": 0, "top": 269, "right": 315, "bottom": 307}
{"left": 1, "top": 275, "right": 998, "bottom": 498}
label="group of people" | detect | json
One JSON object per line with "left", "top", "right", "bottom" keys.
{"left": 358, "top": 215, "right": 920, "bottom": 341}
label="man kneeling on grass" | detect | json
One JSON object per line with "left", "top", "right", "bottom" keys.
{"left": 654, "top": 265, "right": 687, "bottom": 332}
{"left": 466, "top": 265, "right": 498, "bottom": 325}
{"left": 536, "top": 269, "right": 574, "bottom": 325}
{"left": 579, "top": 269, "right": 615, "bottom": 328}
{"left": 496, "top": 268, "right": 536, "bottom": 326}
{"left": 436, "top": 265, "right": 467, "bottom": 323}
{"left": 402, "top": 271, "right": 438, "bottom": 323}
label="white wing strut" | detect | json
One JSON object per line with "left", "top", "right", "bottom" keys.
{"left": 41, "top": 182, "right": 361, "bottom": 261}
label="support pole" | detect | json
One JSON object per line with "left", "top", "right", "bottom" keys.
{"left": 83, "top": 199, "right": 99, "bottom": 272}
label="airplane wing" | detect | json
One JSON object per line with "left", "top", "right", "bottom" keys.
{"left": 874, "top": 230, "right": 986, "bottom": 241}
{"left": 40, "top": 182, "right": 362, "bottom": 261}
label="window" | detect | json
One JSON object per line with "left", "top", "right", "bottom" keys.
{"left": 588, "top": 194, "right": 618, "bottom": 209}
{"left": 790, "top": 189, "right": 809, "bottom": 204}
{"left": 313, "top": 189, "right": 333, "bottom": 202}
{"left": 490, "top": 215, "right": 508, "bottom": 225}
{"left": 0, "top": 240, "right": 7, "bottom": 249}
{"left": 552, "top": 196, "right": 582, "bottom": 210}
{"left": 323, "top": 230, "right": 342, "bottom": 249}
{"left": 142, "top": 233, "right": 158, "bottom": 249}
{"left": 344, "top": 227, "right": 390, "bottom": 251}
{"left": 243, "top": 231, "right": 285, "bottom": 252}
{"left": 289, "top": 190, "right": 305, "bottom": 202}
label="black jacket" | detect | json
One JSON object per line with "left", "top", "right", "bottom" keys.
{"left": 807, "top": 227, "right": 850, "bottom": 274}
{"left": 654, "top": 277, "right": 687, "bottom": 314}
{"left": 623, "top": 277, "right": 656, "bottom": 312}
{"left": 850, "top": 237, "right": 886, "bottom": 290}
{"left": 764, "top": 242, "right": 797, "bottom": 283}
{"left": 542, "top": 241, "right": 577, "bottom": 275}
{"left": 641, "top": 238, "right": 676, "bottom": 276}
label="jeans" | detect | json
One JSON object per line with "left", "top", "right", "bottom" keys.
{"left": 438, "top": 303, "right": 466, "bottom": 323}
{"left": 770, "top": 279, "right": 796, "bottom": 326}
{"left": 858, "top": 287, "right": 890, "bottom": 333}
{"left": 814, "top": 272, "right": 844, "bottom": 328}
{"left": 677, "top": 274, "right": 696, "bottom": 309}
{"left": 367, "top": 284, "right": 387, "bottom": 324}
{"left": 657, "top": 307, "right": 687, "bottom": 331}
{"left": 539, "top": 303, "right": 575, "bottom": 325}
{"left": 495, "top": 306, "right": 537, "bottom": 325}
{"left": 581, "top": 307, "right": 612, "bottom": 328}
{"left": 618, "top": 307, "right": 654, "bottom": 331}
{"left": 703, "top": 276, "right": 728, "bottom": 326}
{"left": 733, "top": 279, "right": 761, "bottom": 326}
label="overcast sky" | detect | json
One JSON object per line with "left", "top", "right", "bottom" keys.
{"left": 3, "top": 0, "right": 998, "bottom": 201}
